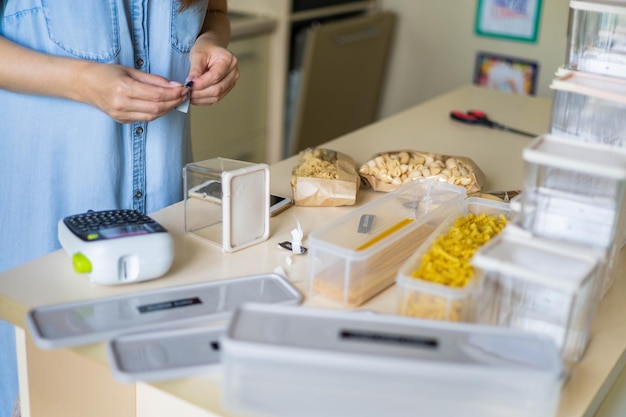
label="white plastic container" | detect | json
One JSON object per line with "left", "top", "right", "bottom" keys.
{"left": 396, "top": 197, "right": 512, "bottom": 322}
{"left": 550, "top": 70, "right": 626, "bottom": 148}
{"left": 221, "top": 303, "right": 564, "bottom": 417}
{"left": 518, "top": 134, "right": 626, "bottom": 249}
{"left": 183, "top": 158, "right": 270, "bottom": 252}
{"left": 307, "top": 180, "right": 466, "bottom": 307}
{"left": 471, "top": 226, "right": 603, "bottom": 364}
{"left": 510, "top": 192, "right": 619, "bottom": 300}
{"left": 566, "top": 1, "right": 626, "bottom": 79}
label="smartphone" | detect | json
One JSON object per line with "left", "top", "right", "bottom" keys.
{"left": 189, "top": 180, "right": 292, "bottom": 217}
{"left": 269, "top": 193, "right": 293, "bottom": 216}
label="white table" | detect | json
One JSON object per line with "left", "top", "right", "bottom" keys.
{"left": 1, "top": 85, "right": 624, "bottom": 417}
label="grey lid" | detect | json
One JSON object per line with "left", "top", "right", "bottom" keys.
{"left": 26, "top": 273, "right": 302, "bottom": 349}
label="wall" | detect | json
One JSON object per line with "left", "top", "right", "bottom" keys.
{"left": 377, "top": 0, "right": 570, "bottom": 118}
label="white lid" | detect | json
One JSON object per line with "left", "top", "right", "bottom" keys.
{"left": 471, "top": 227, "right": 600, "bottom": 292}
{"left": 226, "top": 303, "right": 563, "bottom": 374}
{"left": 222, "top": 163, "right": 270, "bottom": 252}
{"left": 523, "top": 134, "right": 626, "bottom": 179}
{"left": 570, "top": 0, "right": 626, "bottom": 14}
{"left": 550, "top": 71, "right": 626, "bottom": 104}
{"left": 26, "top": 273, "right": 302, "bottom": 350}
{"left": 107, "top": 325, "right": 224, "bottom": 383}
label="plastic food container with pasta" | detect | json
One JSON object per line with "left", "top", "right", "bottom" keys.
{"left": 307, "top": 179, "right": 466, "bottom": 307}
{"left": 396, "top": 197, "right": 512, "bottom": 322}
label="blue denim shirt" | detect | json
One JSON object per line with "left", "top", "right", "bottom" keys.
{"left": 0, "top": 1, "right": 208, "bottom": 415}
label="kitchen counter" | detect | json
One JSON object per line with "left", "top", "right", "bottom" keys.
{"left": 1, "top": 85, "right": 624, "bottom": 417}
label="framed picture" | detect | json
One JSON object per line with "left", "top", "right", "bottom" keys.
{"left": 475, "top": 0, "right": 543, "bottom": 43}
{"left": 473, "top": 52, "right": 539, "bottom": 96}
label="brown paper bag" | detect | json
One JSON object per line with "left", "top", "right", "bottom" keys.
{"left": 358, "top": 150, "right": 485, "bottom": 194}
{"left": 291, "top": 148, "right": 359, "bottom": 207}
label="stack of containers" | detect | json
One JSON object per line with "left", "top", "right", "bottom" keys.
{"left": 553, "top": 0, "right": 626, "bottom": 291}
{"left": 515, "top": 134, "right": 626, "bottom": 297}
{"left": 469, "top": 0, "right": 626, "bottom": 365}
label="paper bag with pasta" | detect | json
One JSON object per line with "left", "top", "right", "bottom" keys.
{"left": 291, "top": 148, "right": 360, "bottom": 206}
{"left": 358, "top": 150, "right": 485, "bottom": 194}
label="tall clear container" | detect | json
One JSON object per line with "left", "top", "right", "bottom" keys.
{"left": 566, "top": 1, "right": 626, "bottom": 79}
{"left": 472, "top": 226, "right": 604, "bottom": 364}
{"left": 518, "top": 134, "right": 626, "bottom": 249}
{"left": 550, "top": 70, "right": 626, "bottom": 148}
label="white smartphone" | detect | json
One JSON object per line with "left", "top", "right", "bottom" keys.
{"left": 269, "top": 193, "right": 293, "bottom": 217}
{"left": 189, "top": 180, "right": 292, "bottom": 217}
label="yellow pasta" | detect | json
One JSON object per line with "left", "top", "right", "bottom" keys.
{"left": 411, "top": 212, "right": 508, "bottom": 288}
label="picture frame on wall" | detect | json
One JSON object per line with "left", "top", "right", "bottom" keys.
{"left": 473, "top": 51, "right": 539, "bottom": 96}
{"left": 475, "top": 0, "right": 543, "bottom": 43}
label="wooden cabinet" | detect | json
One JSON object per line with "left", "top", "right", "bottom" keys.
{"left": 190, "top": 34, "right": 270, "bottom": 163}
{"left": 228, "top": 0, "right": 379, "bottom": 162}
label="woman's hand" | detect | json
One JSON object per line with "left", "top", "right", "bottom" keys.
{"left": 0, "top": 36, "right": 188, "bottom": 123}
{"left": 185, "top": 32, "right": 240, "bottom": 106}
{"left": 77, "top": 63, "right": 189, "bottom": 123}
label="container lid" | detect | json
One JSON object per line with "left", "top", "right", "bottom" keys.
{"left": 185, "top": 157, "right": 258, "bottom": 174}
{"left": 225, "top": 303, "right": 563, "bottom": 375}
{"left": 308, "top": 180, "right": 466, "bottom": 256}
{"left": 570, "top": 0, "right": 626, "bottom": 14}
{"left": 471, "top": 227, "right": 600, "bottom": 292}
{"left": 550, "top": 70, "right": 626, "bottom": 104}
{"left": 221, "top": 163, "right": 270, "bottom": 252}
{"left": 523, "top": 134, "right": 626, "bottom": 179}
{"left": 107, "top": 325, "right": 225, "bottom": 383}
{"left": 26, "top": 273, "right": 302, "bottom": 350}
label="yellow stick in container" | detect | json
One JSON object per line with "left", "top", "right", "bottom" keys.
{"left": 356, "top": 218, "right": 415, "bottom": 251}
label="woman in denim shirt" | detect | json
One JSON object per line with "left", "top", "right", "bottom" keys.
{"left": 0, "top": 1, "right": 239, "bottom": 416}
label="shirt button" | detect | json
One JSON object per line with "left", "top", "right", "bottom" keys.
{"left": 134, "top": 191, "right": 143, "bottom": 199}
{"left": 135, "top": 58, "right": 144, "bottom": 68}
{"left": 135, "top": 127, "right": 144, "bottom": 135}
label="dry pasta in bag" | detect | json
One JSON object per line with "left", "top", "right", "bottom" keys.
{"left": 359, "top": 150, "right": 485, "bottom": 194}
{"left": 291, "top": 148, "right": 360, "bottom": 207}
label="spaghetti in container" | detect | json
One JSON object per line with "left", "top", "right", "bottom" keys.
{"left": 307, "top": 180, "right": 466, "bottom": 307}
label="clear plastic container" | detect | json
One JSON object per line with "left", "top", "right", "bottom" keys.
{"left": 183, "top": 158, "right": 270, "bottom": 252}
{"left": 396, "top": 197, "right": 512, "bottom": 322}
{"left": 221, "top": 303, "right": 564, "bottom": 417}
{"left": 518, "top": 134, "right": 626, "bottom": 249}
{"left": 471, "top": 226, "right": 603, "bottom": 364}
{"left": 307, "top": 180, "right": 466, "bottom": 307}
{"left": 550, "top": 70, "right": 626, "bottom": 148}
{"left": 566, "top": 1, "right": 626, "bottom": 79}
{"left": 514, "top": 189, "right": 618, "bottom": 248}
{"left": 510, "top": 193, "right": 624, "bottom": 299}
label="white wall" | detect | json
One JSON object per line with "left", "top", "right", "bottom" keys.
{"left": 378, "top": 0, "right": 570, "bottom": 118}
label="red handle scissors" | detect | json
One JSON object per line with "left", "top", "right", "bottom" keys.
{"left": 450, "top": 109, "right": 537, "bottom": 138}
